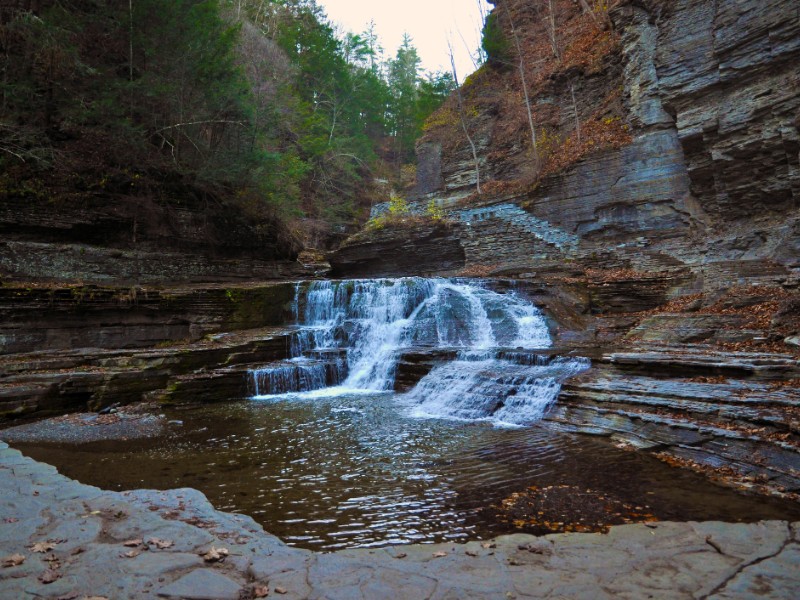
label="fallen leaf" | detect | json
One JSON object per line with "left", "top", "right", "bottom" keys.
{"left": 465, "top": 550, "right": 478, "bottom": 557}
{"left": 55, "top": 593, "right": 79, "bottom": 600}
{"left": 201, "top": 546, "right": 229, "bottom": 563}
{"left": 254, "top": 585, "right": 269, "bottom": 598}
{"left": 39, "top": 569, "right": 61, "bottom": 584}
{"left": 2, "top": 554, "right": 25, "bottom": 568}
{"left": 395, "top": 553, "right": 407, "bottom": 559}
{"left": 122, "top": 539, "right": 142, "bottom": 547}
{"left": 275, "top": 588, "right": 288, "bottom": 595}
{"left": 3, "top": 518, "right": 19, "bottom": 524}
{"left": 82, "top": 597, "right": 110, "bottom": 600}
{"left": 30, "top": 541, "right": 57, "bottom": 553}
{"left": 121, "top": 550, "right": 141, "bottom": 559}
{"left": 432, "top": 551, "right": 448, "bottom": 558}
{"left": 147, "top": 538, "right": 174, "bottom": 550}
{"left": 71, "top": 547, "right": 85, "bottom": 556}
{"left": 481, "top": 542, "right": 496, "bottom": 549}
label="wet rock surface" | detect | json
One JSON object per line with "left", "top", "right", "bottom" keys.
{"left": 0, "top": 321, "right": 299, "bottom": 420}
{"left": 0, "top": 407, "right": 166, "bottom": 444}
{"left": 1, "top": 441, "right": 799, "bottom": 599}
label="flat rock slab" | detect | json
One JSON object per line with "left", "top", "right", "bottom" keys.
{"left": 1, "top": 441, "right": 799, "bottom": 599}
{"left": 0, "top": 411, "right": 166, "bottom": 444}
{"left": 157, "top": 568, "right": 242, "bottom": 599}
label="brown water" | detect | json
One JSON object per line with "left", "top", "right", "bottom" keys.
{"left": 15, "top": 392, "right": 800, "bottom": 550}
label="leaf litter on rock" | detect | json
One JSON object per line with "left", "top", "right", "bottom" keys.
{"left": 39, "top": 568, "right": 61, "bottom": 584}
{"left": 30, "top": 541, "right": 58, "bottom": 553}
{"left": 201, "top": 546, "right": 229, "bottom": 562}
{"left": 1, "top": 553, "right": 25, "bottom": 567}
{"left": 147, "top": 537, "right": 174, "bottom": 549}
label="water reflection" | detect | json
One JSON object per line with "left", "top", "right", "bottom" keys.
{"left": 15, "top": 393, "right": 800, "bottom": 550}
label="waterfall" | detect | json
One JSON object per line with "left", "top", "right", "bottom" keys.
{"left": 248, "top": 278, "right": 589, "bottom": 425}
{"left": 407, "top": 354, "right": 591, "bottom": 426}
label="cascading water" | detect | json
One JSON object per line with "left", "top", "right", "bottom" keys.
{"left": 249, "top": 278, "right": 589, "bottom": 425}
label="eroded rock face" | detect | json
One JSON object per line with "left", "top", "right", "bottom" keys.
{"left": 0, "top": 192, "right": 304, "bottom": 284}
{"left": 329, "top": 222, "right": 466, "bottom": 278}
{"left": 656, "top": 0, "right": 800, "bottom": 219}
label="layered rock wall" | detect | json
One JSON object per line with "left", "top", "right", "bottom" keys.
{"left": 0, "top": 189, "right": 304, "bottom": 284}
{"left": 336, "top": 0, "right": 799, "bottom": 294}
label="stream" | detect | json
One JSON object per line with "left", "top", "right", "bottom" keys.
{"left": 14, "top": 278, "right": 800, "bottom": 550}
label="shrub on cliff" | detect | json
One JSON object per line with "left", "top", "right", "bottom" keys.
{"left": 481, "top": 13, "right": 511, "bottom": 66}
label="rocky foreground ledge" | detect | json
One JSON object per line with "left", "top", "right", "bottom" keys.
{"left": 1, "top": 443, "right": 798, "bottom": 599}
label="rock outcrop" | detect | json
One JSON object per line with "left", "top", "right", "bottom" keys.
{"left": 0, "top": 282, "right": 299, "bottom": 418}
{"left": 0, "top": 188, "right": 305, "bottom": 284}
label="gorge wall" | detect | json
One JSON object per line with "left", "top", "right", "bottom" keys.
{"left": 328, "top": 0, "right": 800, "bottom": 498}
{"left": 0, "top": 186, "right": 306, "bottom": 285}
{"left": 332, "top": 0, "right": 799, "bottom": 300}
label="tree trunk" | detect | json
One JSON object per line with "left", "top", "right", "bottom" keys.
{"left": 449, "top": 42, "right": 481, "bottom": 194}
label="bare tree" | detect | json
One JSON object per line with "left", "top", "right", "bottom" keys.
{"left": 577, "top": 0, "right": 600, "bottom": 26}
{"left": 448, "top": 40, "right": 481, "bottom": 194}
{"left": 503, "top": 3, "right": 539, "bottom": 166}
{"left": 569, "top": 81, "right": 581, "bottom": 143}
{"left": 546, "top": 0, "right": 560, "bottom": 60}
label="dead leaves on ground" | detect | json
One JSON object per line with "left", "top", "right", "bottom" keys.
{"left": 30, "top": 541, "right": 59, "bottom": 553}
{"left": 201, "top": 546, "right": 229, "bottom": 563}
{"left": 2, "top": 553, "right": 25, "bottom": 567}
{"left": 119, "top": 537, "right": 174, "bottom": 557}
{"left": 38, "top": 568, "right": 61, "bottom": 584}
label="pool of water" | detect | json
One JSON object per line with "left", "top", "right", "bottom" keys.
{"left": 15, "top": 391, "right": 800, "bottom": 550}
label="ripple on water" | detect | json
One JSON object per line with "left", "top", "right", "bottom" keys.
{"left": 13, "top": 393, "right": 800, "bottom": 550}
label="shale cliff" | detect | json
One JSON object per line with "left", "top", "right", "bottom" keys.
{"left": 329, "top": 0, "right": 800, "bottom": 497}
{"left": 331, "top": 0, "right": 799, "bottom": 342}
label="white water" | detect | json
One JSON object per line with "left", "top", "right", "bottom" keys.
{"left": 250, "top": 278, "right": 589, "bottom": 425}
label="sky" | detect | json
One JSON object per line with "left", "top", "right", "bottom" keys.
{"left": 317, "top": 0, "right": 492, "bottom": 78}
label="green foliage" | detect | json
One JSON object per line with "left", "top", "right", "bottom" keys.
{"left": 481, "top": 13, "right": 510, "bottom": 65}
{"left": 0, "top": 0, "right": 464, "bottom": 231}
{"left": 387, "top": 194, "right": 411, "bottom": 215}
{"left": 426, "top": 199, "right": 445, "bottom": 221}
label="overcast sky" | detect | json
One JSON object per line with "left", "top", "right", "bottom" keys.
{"left": 317, "top": 0, "right": 492, "bottom": 77}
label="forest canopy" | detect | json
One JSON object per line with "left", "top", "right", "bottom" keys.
{"left": 0, "top": 0, "right": 456, "bottom": 236}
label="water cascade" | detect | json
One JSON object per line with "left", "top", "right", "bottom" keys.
{"left": 249, "top": 278, "right": 589, "bottom": 425}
